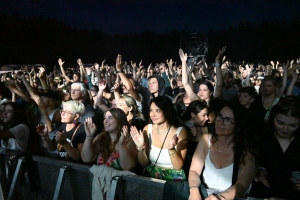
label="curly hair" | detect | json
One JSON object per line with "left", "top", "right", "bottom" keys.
{"left": 149, "top": 96, "right": 180, "bottom": 128}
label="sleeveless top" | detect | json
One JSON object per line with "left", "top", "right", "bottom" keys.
{"left": 203, "top": 134, "right": 233, "bottom": 195}
{"left": 148, "top": 124, "right": 183, "bottom": 168}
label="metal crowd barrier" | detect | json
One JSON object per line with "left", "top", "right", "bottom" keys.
{"left": 1, "top": 156, "right": 166, "bottom": 200}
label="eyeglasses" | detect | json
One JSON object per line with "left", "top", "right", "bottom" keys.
{"left": 54, "top": 78, "right": 60, "bottom": 81}
{"left": 60, "top": 110, "right": 75, "bottom": 115}
{"left": 216, "top": 113, "right": 235, "bottom": 126}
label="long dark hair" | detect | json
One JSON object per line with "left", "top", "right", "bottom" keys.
{"left": 149, "top": 96, "right": 180, "bottom": 128}
{"left": 182, "top": 100, "right": 208, "bottom": 121}
{"left": 211, "top": 102, "right": 251, "bottom": 164}
{"left": 97, "top": 108, "right": 130, "bottom": 162}
{"left": 2, "top": 102, "right": 28, "bottom": 130}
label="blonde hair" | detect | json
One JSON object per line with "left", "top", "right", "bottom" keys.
{"left": 62, "top": 100, "right": 85, "bottom": 116}
{"left": 120, "top": 94, "right": 144, "bottom": 120}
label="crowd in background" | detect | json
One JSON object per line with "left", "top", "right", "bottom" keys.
{"left": 0, "top": 46, "right": 299, "bottom": 200}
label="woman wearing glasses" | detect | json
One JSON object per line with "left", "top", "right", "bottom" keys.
{"left": 36, "top": 100, "right": 86, "bottom": 163}
{"left": 188, "top": 103, "right": 256, "bottom": 200}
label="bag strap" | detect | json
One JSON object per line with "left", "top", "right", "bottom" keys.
{"left": 148, "top": 125, "right": 171, "bottom": 173}
{"left": 66, "top": 123, "right": 81, "bottom": 161}
{"left": 71, "top": 123, "right": 81, "bottom": 143}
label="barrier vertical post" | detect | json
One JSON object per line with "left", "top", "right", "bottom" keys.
{"left": 53, "top": 165, "right": 70, "bottom": 200}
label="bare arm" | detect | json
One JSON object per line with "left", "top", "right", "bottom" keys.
{"left": 279, "top": 60, "right": 288, "bottom": 97}
{"left": 168, "top": 127, "right": 188, "bottom": 170}
{"left": 286, "top": 72, "right": 298, "bottom": 96}
{"left": 188, "top": 134, "right": 209, "bottom": 200}
{"left": 214, "top": 46, "right": 226, "bottom": 99}
{"left": 179, "top": 49, "right": 200, "bottom": 101}
{"left": 58, "top": 58, "right": 72, "bottom": 82}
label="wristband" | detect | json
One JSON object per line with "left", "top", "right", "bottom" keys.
{"left": 215, "top": 63, "right": 220, "bottom": 67}
{"left": 136, "top": 144, "right": 145, "bottom": 152}
{"left": 116, "top": 70, "right": 123, "bottom": 74}
{"left": 188, "top": 185, "right": 198, "bottom": 189}
{"left": 168, "top": 149, "right": 176, "bottom": 156}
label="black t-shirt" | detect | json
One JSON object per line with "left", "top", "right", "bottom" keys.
{"left": 56, "top": 123, "right": 86, "bottom": 162}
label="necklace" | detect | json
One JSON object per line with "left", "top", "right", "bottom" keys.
{"left": 214, "top": 142, "right": 232, "bottom": 153}
{"left": 156, "top": 124, "right": 170, "bottom": 135}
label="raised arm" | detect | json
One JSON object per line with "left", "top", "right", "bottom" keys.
{"left": 58, "top": 58, "right": 72, "bottom": 82}
{"left": 81, "top": 118, "right": 99, "bottom": 163}
{"left": 96, "top": 80, "right": 110, "bottom": 112}
{"left": 116, "top": 54, "right": 141, "bottom": 102}
{"left": 279, "top": 60, "right": 288, "bottom": 97}
{"left": 286, "top": 72, "right": 298, "bottom": 96}
{"left": 214, "top": 46, "right": 226, "bottom": 99}
{"left": 16, "top": 72, "right": 40, "bottom": 104}
{"left": 179, "top": 49, "right": 200, "bottom": 101}
{"left": 77, "top": 58, "right": 86, "bottom": 82}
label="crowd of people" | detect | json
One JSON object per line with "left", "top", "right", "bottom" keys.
{"left": 0, "top": 47, "right": 299, "bottom": 200}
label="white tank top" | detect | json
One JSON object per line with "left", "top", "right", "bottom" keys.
{"left": 148, "top": 124, "right": 183, "bottom": 168}
{"left": 203, "top": 134, "right": 233, "bottom": 194}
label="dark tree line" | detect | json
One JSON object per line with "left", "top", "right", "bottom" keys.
{"left": 0, "top": 14, "right": 299, "bottom": 67}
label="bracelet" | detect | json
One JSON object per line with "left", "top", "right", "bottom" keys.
{"left": 86, "top": 136, "right": 94, "bottom": 139}
{"left": 212, "top": 193, "right": 221, "bottom": 200}
{"left": 168, "top": 149, "right": 176, "bottom": 156}
{"left": 188, "top": 185, "right": 198, "bottom": 189}
{"left": 136, "top": 144, "right": 145, "bottom": 152}
{"left": 215, "top": 63, "right": 220, "bottom": 67}
{"left": 116, "top": 70, "right": 123, "bottom": 74}
{"left": 219, "top": 194, "right": 226, "bottom": 200}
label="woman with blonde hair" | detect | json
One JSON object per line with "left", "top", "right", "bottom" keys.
{"left": 116, "top": 91, "right": 146, "bottom": 131}
{"left": 36, "top": 100, "right": 86, "bottom": 163}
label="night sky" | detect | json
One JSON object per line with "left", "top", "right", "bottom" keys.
{"left": 1, "top": 0, "right": 299, "bottom": 35}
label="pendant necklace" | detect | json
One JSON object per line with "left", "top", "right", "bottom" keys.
{"left": 156, "top": 124, "right": 170, "bottom": 135}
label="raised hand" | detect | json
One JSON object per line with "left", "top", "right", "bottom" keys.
{"left": 168, "top": 134, "right": 178, "bottom": 150}
{"left": 102, "top": 58, "right": 106, "bottom": 65}
{"left": 58, "top": 58, "right": 65, "bottom": 66}
{"left": 4, "top": 80, "right": 16, "bottom": 91}
{"left": 139, "top": 60, "right": 143, "bottom": 67}
{"left": 77, "top": 58, "right": 82, "bottom": 66}
{"left": 215, "top": 46, "right": 226, "bottom": 63}
{"left": 130, "top": 126, "right": 144, "bottom": 148}
{"left": 270, "top": 61, "right": 274, "bottom": 66}
{"left": 36, "top": 124, "right": 48, "bottom": 137}
{"left": 116, "top": 54, "right": 122, "bottom": 71}
{"left": 84, "top": 117, "right": 97, "bottom": 137}
{"left": 98, "top": 80, "right": 107, "bottom": 91}
{"left": 131, "top": 60, "right": 137, "bottom": 69}
{"left": 179, "top": 49, "right": 187, "bottom": 63}
{"left": 113, "top": 83, "right": 121, "bottom": 93}
{"left": 119, "top": 126, "right": 129, "bottom": 147}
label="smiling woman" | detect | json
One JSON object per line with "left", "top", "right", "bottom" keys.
{"left": 252, "top": 97, "right": 300, "bottom": 199}
{"left": 81, "top": 108, "right": 137, "bottom": 171}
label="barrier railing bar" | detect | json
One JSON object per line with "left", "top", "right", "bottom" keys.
{"left": 53, "top": 165, "right": 70, "bottom": 200}
{"left": 7, "top": 157, "right": 25, "bottom": 200}
{"left": 109, "top": 176, "right": 120, "bottom": 200}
